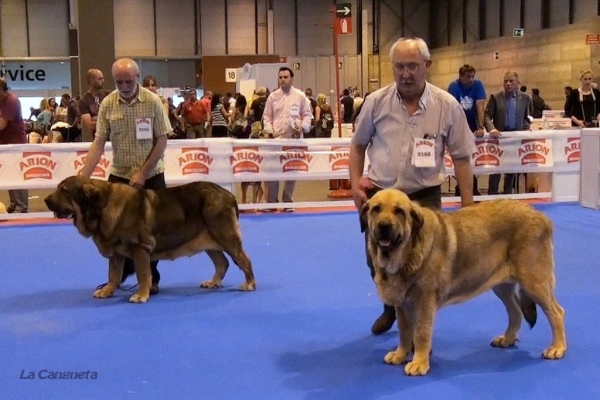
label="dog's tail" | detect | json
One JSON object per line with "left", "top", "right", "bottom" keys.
{"left": 518, "top": 287, "right": 537, "bottom": 329}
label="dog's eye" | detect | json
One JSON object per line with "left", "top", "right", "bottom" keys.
{"left": 394, "top": 206, "right": 405, "bottom": 216}
{"left": 371, "top": 204, "right": 381, "bottom": 213}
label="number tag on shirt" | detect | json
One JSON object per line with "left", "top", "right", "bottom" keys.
{"left": 412, "top": 138, "right": 436, "bottom": 168}
{"left": 290, "top": 104, "right": 299, "bottom": 117}
{"left": 136, "top": 117, "right": 152, "bottom": 140}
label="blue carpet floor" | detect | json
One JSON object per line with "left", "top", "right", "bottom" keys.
{"left": 0, "top": 203, "right": 599, "bottom": 399}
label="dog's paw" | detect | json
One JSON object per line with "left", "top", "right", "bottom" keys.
{"left": 383, "top": 349, "right": 409, "bottom": 365}
{"left": 404, "top": 360, "right": 430, "bottom": 376}
{"left": 93, "top": 285, "right": 116, "bottom": 299}
{"left": 200, "top": 280, "right": 223, "bottom": 289}
{"left": 490, "top": 335, "right": 518, "bottom": 348}
{"left": 239, "top": 281, "right": 256, "bottom": 291}
{"left": 129, "top": 293, "right": 149, "bottom": 303}
{"left": 542, "top": 345, "right": 566, "bottom": 359}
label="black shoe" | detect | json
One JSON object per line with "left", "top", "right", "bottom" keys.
{"left": 6, "top": 204, "right": 27, "bottom": 213}
{"left": 371, "top": 305, "right": 396, "bottom": 335}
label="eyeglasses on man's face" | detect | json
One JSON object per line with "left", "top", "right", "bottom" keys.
{"left": 393, "top": 61, "right": 425, "bottom": 73}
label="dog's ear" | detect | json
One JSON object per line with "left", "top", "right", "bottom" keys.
{"left": 80, "top": 183, "right": 100, "bottom": 206}
{"left": 359, "top": 201, "right": 369, "bottom": 232}
{"left": 409, "top": 206, "right": 424, "bottom": 240}
{"left": 400, "top": 205, "right": 426, "bottom": 276}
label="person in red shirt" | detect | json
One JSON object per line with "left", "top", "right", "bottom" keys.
{"left": 181, "top": 89, "right": 211, "bottom": 139}
{"left": 0, "top": 78, "right": 28, "bottom": 213}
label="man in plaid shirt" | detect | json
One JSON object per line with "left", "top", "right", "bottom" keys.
{"left": 80, "top": 57, "right": 172, "bottom": 295}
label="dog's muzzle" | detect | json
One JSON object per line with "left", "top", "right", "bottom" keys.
{"left": 375, "top": 221, "right": 401, "bottom": 249}
{"left": 44, "top": 196, "right": 74, "bottom": 220}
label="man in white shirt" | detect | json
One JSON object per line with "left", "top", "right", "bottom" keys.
{"left": 262, "top": 67, "right": 313, "bottom": 210}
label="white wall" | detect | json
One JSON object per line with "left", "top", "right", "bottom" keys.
{"left": 114, "top": 0, "right": 155, "bottom": 56}
{"left": 156, "top": 0, "right": 196, "bottom": 56}
{"left": 0, "top": 0, "right": 69, "bottom": 57}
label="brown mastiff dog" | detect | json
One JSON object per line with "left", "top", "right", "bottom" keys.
{"left": 361, "top": 188, "right": 566, "bottom": 376}
{"left": 45, "top": 176, "right": 256, "bottom": 303}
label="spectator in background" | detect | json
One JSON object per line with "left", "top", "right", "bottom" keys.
{"left": 351, "top": 92, "right": 370, "bottom": 127}
{"left": 352, "top": 91, "right": 364, "bottom": 117}
{"left": 229, "top": 94, "right": 248, "bottom": 139}
{"left": 226, "top": 92, "right": 236, "bottom": 111}
{"left": 53, "top": 94, "right": 81, "bottom": 142}
{"left": 29, "top": 99, "right": 52, "bottom": 143}
{"left": 142, "top": 75, "right": 170, "bottom": 120}
{"left": 248, "top": 86, "right": 268, "bottom": 136}
{"left": 340, "top": 88, "right": 354, "bottom": 123}
{"left": 173, "top": 89, "right": 191, "bottom": 136}
{"left": 55, "top": 94, "right": 70, "bottom": 123}
{"left": 247, "top": 87, "right": 269, "bottom": 203}
{"left": 0, "top": 77, "right": 28, "bottom": 213}
{"left": 484, "top": 71, "right": 531, "bottom": 195}
{"left": 65, "top": 94, "right": 82, "bottom": 142}
{"left": 180, "top": 88, "right": 211, "bottom": 139}
{"left": 447, "top": 64, "right": 486, "bottom": 196}
{"left": 47, "top": 97, "right": 57, "bottom": 127}
{"left": 262, "top": 66, "right": 312, "bottom": 211}
{"left": 563, "top": 86, "right": 573, "bottom": 116}
{"left": 564, "top": 69, "right": 600, "bottom": 128}
{"left": 210, "top": 93, "right": 230, "bottom": 138}
{"left": 166, "top": 97, "right": 183, "bottom": 138}
{"left": 304, "top": 88, "right": 318, "bottom": 138}
{"left": 314, "top": 93, "right": 334, "bottom": 138}
{"left": 531, "top": 88, "right": 550, "bottom": 118}
{"left": 201, "top": 91, "right": 212, "bottom": 111}
{"left": 79, "top": 69, "right": 110, "bottom": 142}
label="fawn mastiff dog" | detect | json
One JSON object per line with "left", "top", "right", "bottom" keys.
{"left": 45, "top": 176, "right": 256, "bottom": 303}
{"left": 360, "top": 188, "right": 566, "bottom": 376}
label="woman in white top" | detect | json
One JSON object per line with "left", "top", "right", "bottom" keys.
{"left": 55, "top": 94, "right": 70, "bottom": 122}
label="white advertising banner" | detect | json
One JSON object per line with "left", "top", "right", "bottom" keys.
{"left": 0, "top": 130, "right": 584, "bottom": 190}
{"left": 444, "top": 130, "right": 581, "bottom": 174}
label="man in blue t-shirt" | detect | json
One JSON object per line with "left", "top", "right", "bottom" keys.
{"left": 447, "top": 64, "right": 487, "bottom": 196}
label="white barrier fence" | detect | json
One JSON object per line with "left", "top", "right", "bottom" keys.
{"left": 0, "top": 128, "right": 589, "bottom": 219}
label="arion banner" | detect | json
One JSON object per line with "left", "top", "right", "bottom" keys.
{"left": 0, "top": 129, "right": 586, "bottom": 190}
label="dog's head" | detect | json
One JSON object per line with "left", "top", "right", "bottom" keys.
{"left": 44, "top": 176, "right": 105, "bottom": 235}
{"left": 360, "top": 189, "right": 424, "bottom": 267}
